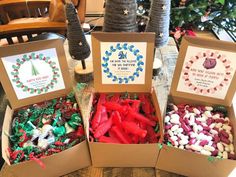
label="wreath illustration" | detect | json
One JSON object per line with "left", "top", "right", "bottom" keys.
{"left": 11, "top": 53, "right": 60, "bottom": 94}
{"left": 183, "top": 50, "right": 232, "bottom": 94}
{"left": 102, "top": 43, "right": 144, "bottom": 84}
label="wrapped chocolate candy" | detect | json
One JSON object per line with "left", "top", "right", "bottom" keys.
{"left": 8, "top": 92, "right": 85, "bottom": 165}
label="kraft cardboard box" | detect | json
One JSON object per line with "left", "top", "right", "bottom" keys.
{"left": 81, "top": 32, "right": 163, "bottom": 167}
{"left": 0, "top": 39, "right": 91, "bottom": 177}
{"left": 156, "top": 37, "right": 236, "bottom": 177}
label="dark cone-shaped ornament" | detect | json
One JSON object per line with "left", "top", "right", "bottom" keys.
{"left": 146, "top": 0, "right": 171, "bottom": 48}
{"left": 103, "top": 0, "right": 138, "bottom": 32}
{"left": 65, "top": 2, "right": 93, "bottom": 83}
{"left": 66, "top": 2, "right": 91, "bottom": 60}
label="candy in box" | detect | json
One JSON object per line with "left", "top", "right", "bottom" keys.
{"left": 156, "top": 37, "right": 236, "bottom": 177}
{"left": 0, "top": 39, "right": 91, "bottom": 177}
{"left": 81, "top": 32, "right": 163, "bottom": 167}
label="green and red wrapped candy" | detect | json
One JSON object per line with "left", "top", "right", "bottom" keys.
{"left": 8, "top": 92, "right": 85, "bottom": 166}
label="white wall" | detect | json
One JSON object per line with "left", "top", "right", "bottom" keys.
{"left": 85, "top": 0, "right": 105, "bottom": 26}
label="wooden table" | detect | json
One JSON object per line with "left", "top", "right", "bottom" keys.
{"left": 0, "top": 37, "right": 183, "bottom": 177}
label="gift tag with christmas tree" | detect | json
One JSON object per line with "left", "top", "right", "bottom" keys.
{"left": 0, "top": 40, "right": 71, "bottom": 108}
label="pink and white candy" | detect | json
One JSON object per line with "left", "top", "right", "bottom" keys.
{"left": 164, "top": 104, "right": 235, "bottom": 160}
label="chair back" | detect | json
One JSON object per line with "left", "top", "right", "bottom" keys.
{"left": 0, "top": 0, "right": 50, "bottom": 24}
{"left": 0, "top": 0, "right": 66, "bottom": 45}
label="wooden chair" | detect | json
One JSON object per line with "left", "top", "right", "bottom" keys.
{"left": 0, "top": 0, "right": 86, "bottom": 46}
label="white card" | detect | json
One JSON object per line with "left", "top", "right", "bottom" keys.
{"left": 177, "top": 46, "right": 236, "bottom": 99}
{"left": 2, "top": 48, "right": 65, "bottom": 100}
{"left": 100, "top": 42, "right": 147, "bottom": 84}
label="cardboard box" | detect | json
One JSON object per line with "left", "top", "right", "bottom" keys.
{"left": 82, "top": 32, "right": 163, "bottom": 167}
{"left": 156, "top": 37, "right": 236, "bottom": 177}
{"left": 0, "top": 39, "right": 91, "bottom": 177}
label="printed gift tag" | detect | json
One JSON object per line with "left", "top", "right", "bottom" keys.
{"left": 92, "top": 32, "right": 155, "bottom": 93}
{"left": 100, "top": 42, "right": 147, "bottom": 84}
{"left": 2, "top": 48, "right": 65, "bottom": 100}
{"left": 177, "top": 46, "right": 236, "bottom": 99}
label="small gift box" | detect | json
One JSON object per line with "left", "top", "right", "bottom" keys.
{"left": 82, "top": 32, "right": 163, "bottom": 167}
{"left": 0, "top": 39, "right": 91, "bottom": 177}
{"left": 156, "top": 37, "right": 236, "bottom": 177}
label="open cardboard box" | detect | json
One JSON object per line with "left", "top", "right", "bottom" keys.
{"left": 156, "top": 37, "right": 236, "bottom": 177}
{"left": 0, "top": 39, "right": 91, "bottom": 177}
{"left": 82, "top": 32, "right": 163, "bottom": 167}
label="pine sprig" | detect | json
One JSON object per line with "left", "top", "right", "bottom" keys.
{"left": 171, "top": 0, "right": 236, "bottom": 32}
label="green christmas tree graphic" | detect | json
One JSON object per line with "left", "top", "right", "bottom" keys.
{"left": 31, "top": 61, "right": 40, "bottom": 76}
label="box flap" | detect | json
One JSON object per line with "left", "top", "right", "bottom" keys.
{"left": 2, "top": 106, "right": 13, "bottom": 165}
{"left": 170, "top": 36, "right": 236, "bottom": 106}
{"left": 0, "top": 39, "right": 72, "bottom": 109}
{"left": 92, "top": 32, "right": 155, "bottom": 93}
